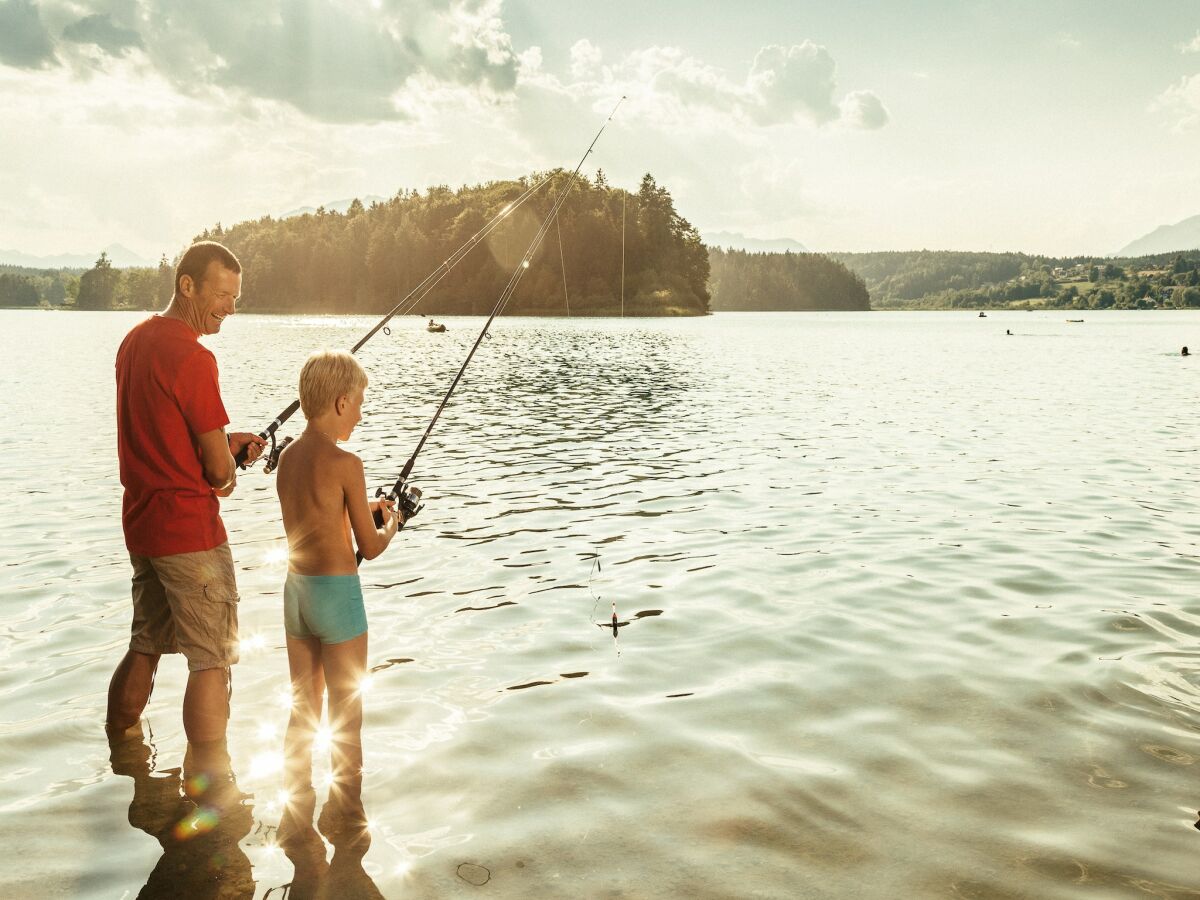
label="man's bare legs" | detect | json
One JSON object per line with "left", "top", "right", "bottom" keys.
{"left": 108, "top": 651, "right": 230, "bottom": 744}
{"left": 183, "top": 668, "right": 231, "bottom": 744}
{"left": 107, "top": 650, "right": 160, "bottom": 733}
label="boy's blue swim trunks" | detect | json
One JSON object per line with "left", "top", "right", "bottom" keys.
{"left": 284, "top": 573, "right": 368, "bottom": 645}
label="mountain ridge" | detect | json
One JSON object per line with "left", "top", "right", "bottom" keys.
{"left": 1116, "top": 214, "right": 1200, "bottom": 257}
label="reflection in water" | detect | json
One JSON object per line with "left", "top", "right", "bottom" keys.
{"left": 271, "top": 798, "right": 383, "bottom": 900}
{"left": 107, "top": 725, "right": 255, "bottom": 898}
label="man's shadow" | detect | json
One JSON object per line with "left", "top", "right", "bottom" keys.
{"left": 107, "top": 724, "right": 256, "bottom": 899}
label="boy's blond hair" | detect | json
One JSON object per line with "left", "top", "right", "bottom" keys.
{"left": 299, "top": 350, "right": 368, "bottom": 419}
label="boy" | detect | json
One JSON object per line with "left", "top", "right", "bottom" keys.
{"left": 274, "top": 350, "right": 403, "bottom": 840}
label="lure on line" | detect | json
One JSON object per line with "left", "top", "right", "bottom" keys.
{"left": 589, "top": 555, "right": 622, "bottom": 656}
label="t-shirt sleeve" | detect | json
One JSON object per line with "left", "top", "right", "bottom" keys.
{"left": 175, "top": 348, "right": 230, "bottom": 436}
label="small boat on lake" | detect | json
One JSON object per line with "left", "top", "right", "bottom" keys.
{"left": 1066, "top": 319, "right": 1084, "bottom": 323}
{"left": 978, "top": 311, "right": 987, "bottom": 317}
{"left": 427, "top": 319, "right": 447, "bottom": 333}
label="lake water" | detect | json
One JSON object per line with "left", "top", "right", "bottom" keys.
{"left": 1, "top": 309, "right": 1198, "bottom": 898}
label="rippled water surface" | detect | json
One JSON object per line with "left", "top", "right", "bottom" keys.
{"left": 2, "top": 309, "right": 1199, "bottom": 898}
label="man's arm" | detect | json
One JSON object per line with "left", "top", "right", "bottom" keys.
{"left": 197, "top": 428, "right": 237, "bottom": 495}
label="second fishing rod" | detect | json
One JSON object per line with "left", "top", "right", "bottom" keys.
{"left": 234, "top": 170, "right": 559, "bottom": 473}
{"left": 355, "top": 96, "right": 627, "bottom": 564}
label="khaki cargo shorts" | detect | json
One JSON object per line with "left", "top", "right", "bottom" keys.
{"left": 128, "top": 542, "right": 241, "bottom": 672}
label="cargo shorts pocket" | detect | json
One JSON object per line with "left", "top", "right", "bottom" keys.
{"left": 178, "top": 580, "right": 240, "bottom": 672}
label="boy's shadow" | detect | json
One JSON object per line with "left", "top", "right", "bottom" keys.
{"left": 107, "top": 724, "right": 255, "bottom": 899}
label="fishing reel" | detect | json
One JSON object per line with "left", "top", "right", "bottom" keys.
{"left": 261, "top": 434, "right": 293, "bottom": 475}
{"left": 376, "top": 483, "right": 423, "bottom": 526}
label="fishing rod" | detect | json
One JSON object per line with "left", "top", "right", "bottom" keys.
{"left": 234, "top": 172, "right": 559, "bottom": 471}
{"left": 358, "top": 96, "right": 627, "bottom": 563}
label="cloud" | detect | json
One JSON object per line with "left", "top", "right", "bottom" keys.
{"left": 839, "top": 90, "right": 889, "bottom": 130}
{"left": 547, "top": 40, "right": 887, "bottom": 133}
{"left": 1152, "top": 73, "right": 1200, "bottom": 131}
{"left": 0, "top": 0, "right": 57, "bottom": 69}
{"left": 0, "top": 0, "right": 521, "bottom": 123}
{"left": 62, "top": 12, "right": 141, "bottom": 57}
{"left": 1182, "top": 31, "right": 1200, "bottom": 53}
{"left": 746, "top": 42, "right": 839, "bottom": 125}
{"left": 569, "top": 38, "right": 602, "bottom": 79}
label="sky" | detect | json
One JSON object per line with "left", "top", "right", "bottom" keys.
{"left": 1, "top": 0, "right": 1199, "bottom": 260}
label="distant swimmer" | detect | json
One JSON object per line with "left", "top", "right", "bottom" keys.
{"left": 1006, "top": 329, "right": 1012, "bottom": 335}
{"left": 1184, "top": 346, "right": 1190, "bottom": 357}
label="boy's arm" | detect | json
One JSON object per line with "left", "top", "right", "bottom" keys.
{"left": 344, "top": 455, "right": 398, "bottom": 561}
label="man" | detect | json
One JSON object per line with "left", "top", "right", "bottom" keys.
{"left": 107, "top": 241, "right": 266, "bottom": 744}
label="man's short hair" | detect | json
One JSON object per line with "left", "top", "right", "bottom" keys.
{"left": 299, "top": 351, "right": 368, "bottom": 419}
{"left": 175, "top": 241, "right": 242, "bottom": 296}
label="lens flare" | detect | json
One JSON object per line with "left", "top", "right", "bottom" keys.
{"left": 172, "top": 807, "right": 219, "bottom": 841}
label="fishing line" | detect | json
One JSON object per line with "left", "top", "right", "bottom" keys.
{"left": 587, "top": 553, "right": 620, "bottom": 656}
{"left": 236, "top": 171, "right": 559, "bottom": 470}
{"left": 357, "top": 96, "right": 628, "bottom": 564}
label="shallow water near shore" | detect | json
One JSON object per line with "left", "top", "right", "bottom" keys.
{"left": 1, "top": 308, "right": 1199, "bottom": 898}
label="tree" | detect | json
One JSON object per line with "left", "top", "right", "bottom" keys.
{"left": 76, "top": 252, "right": 119, "bottom": 310}
{"left": 0, "top": 273, "right": 38, "bottom": 306}
{"left": 1182, "top": 286, "right": 1200, "bottom": 308}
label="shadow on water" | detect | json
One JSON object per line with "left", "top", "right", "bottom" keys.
{"left": 267, "top": 802, "right": 384, "bottom": 900}
{"left": 107, "top": 725, "right": 255, "bottom": 899}
{"left": 107, "top": 724, "right": 385, "bottom": 900}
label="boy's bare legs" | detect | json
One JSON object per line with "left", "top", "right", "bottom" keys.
{"left": 281, "top": 635, "right": 325, "bottom": 844}
{"left": 320, "top": 632, "right": 368, "bottom": 836}
{"left": 107, "top": 650, "right": 161, "bottom": 733}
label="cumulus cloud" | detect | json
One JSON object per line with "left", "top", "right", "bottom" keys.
{"left": 1152, "top": 73, "right": 1200, "bottom": 131}
{"left": 0, "top": 0, "right": 56, "bottom": 69}
{"left": 839, "top": 90, "right": 888, "bottom": 130}
{"left": 0, "top": 0, "right": 521, "bottom": 122}
{"left": 569, "top": 38, "right": 602, "bottom": 79}
{"left": 552, "top": 40, "right": 887, "bottom": 133}
{"left": 746, "top": 42, "right": 839, "bottom": 125}
{"left": 1182, "top": 31, "right": 1200, "bottom": 53}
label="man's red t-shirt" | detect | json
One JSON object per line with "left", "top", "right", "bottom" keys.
{"left": 116, "top": 315, "right": 230, "bottom": 557}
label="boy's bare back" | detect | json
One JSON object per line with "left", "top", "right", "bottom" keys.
{"left": 276, "top": 434, "right": 374, "bottom": 576}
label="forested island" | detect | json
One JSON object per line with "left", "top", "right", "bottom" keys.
{"left": 6, "top": 172, "right": 709, "bottom": 317}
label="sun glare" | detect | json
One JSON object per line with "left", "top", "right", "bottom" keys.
{"left": 314, "top": 726, "right": 332, "bottom": 751}
{"left": 249, "top": 751, "right": 285, "bottom": 779}
{"left": 240, "top": 633, "right": 267, "bottom": 653}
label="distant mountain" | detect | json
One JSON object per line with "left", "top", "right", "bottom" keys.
{"left": 280, "top": 195, "right": 388, "bottom": 219}
{"left": 702, "top": 230, "right": 808, "bottom": 254}
{"left": 1116, "top": 214, "right": 1200, "bottom": 257}
{"left": 0, "top": 243, "right": 151, "bottom": 269}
